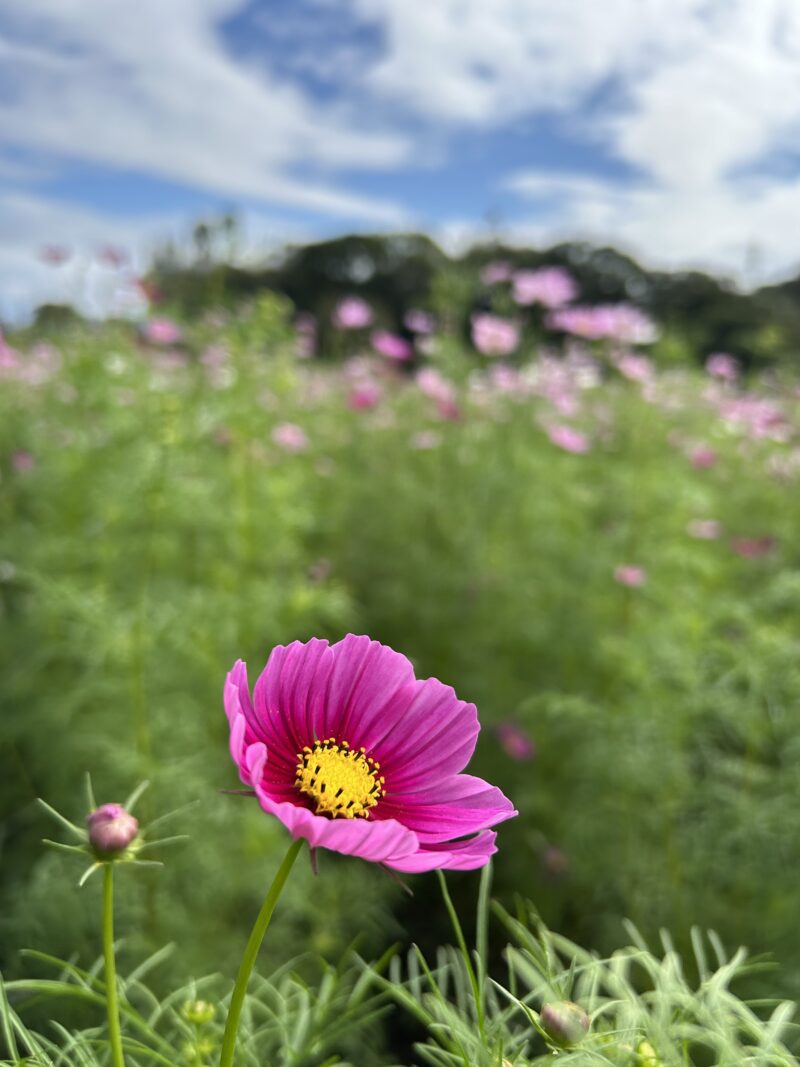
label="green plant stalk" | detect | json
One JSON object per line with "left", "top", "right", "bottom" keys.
{"left": 436, "top": 870, "right": 485, "bottom": 1041}
{"left": 219, "top": 837, "right": 304, "bottom": 1067}
{"left": 103, "top": 864, "right": 125, "bottom": 1067}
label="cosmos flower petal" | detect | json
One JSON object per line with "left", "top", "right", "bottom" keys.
{"left": 378, "top": 774, "right": 517, "bottom": 843}
{"left": 384, "top": 831, "right": 499, "bottom": 872}
{"left": 321, "top": 634, "right": 416, "bottom": 743}
{"left": 253, "top": 781, "right": 420, "bottom": 861}
{"left": 373, "top": 677, "right": 479, "bottom": 790}
{"left": 251, "top": 639, "right": 334, "bottom": 771}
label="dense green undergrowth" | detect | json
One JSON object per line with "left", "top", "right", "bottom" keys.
{"left": 2, "top": 296, "right": 800, "bottom": 1024}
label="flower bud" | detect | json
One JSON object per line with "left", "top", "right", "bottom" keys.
{"left": 182, "top": 999, "right": 216, "bottom": 1025}
{"left": 86, "top": 803, "right": 139, "bottom": 856}
{"left": 540, "top": 1000, "right": 590, "bottom": 1045}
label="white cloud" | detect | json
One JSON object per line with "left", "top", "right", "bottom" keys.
{"left": 0, "top": 0, "right": 411, "bottom": 221}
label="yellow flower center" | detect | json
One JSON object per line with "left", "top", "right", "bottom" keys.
{"left": 295, "top": 738, "right": 385, "bottom": 819}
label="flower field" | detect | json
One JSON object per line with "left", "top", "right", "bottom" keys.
{"left": 2, "top": 271, "right": 800, "bottom": 1063}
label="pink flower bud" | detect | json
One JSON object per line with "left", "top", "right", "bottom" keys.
{"left": 540, "top": 1001, "right": 590, "bottom": 1045}
{"left": 87, "top": 803, "right": 139, "bottom": 856}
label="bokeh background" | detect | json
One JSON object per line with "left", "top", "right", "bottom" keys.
{"left": 3, "top": 1, "right": 800, "bottom": 1053}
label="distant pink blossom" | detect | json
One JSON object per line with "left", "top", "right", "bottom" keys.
{"left": 294, "top": 312, "right": 316, "bottom": 358}
{"left": 541, "top": 846, "right": 569, "bottom": 880}
{"left": 512, "top": 267, "right": 577, "bottom": 308}
{"left": 333, "top": 296, "right": 373, "bottom": 330}
{"left": 404, "top": 309, "right": 435, "bottom": 334}
{"left": 614, "top": 565, "right": 646, "bottom": 587}
{"left": 471, "top": 313, "right": 519, "bottom": 357}
{"left": 348, "top": 382, "right": 382, "bottom": 410}
{"left": 706, "top": 352, "right": 738, "bottom": 381}
{"left": 11, "top": 450, "right": 35, "bottom": 473}
{"left": 717, "top": 395, "right": 789, "bottom": 442}
{"left": 730, "top": 536, "right": 776, "bottom": 559}
{"left": 687, "top": 519, "right": 721, "bottom": 540}
{"left": 371, "top": 330, "right": 413, "bottom": 362}
{"left": 615, "top": 352, "right": 654, "bottom": 383}
{"left": 496, "top": 722, "right": 535, "bottom": 761}
{"left": 142, "top": 318, "right": 182, "bottom": 346}
{"left": 690, "top": 446, "right": 718, "bottom": 469}
{"left": 481, "top": 261, "right": 513, "bottom": 285}
{"left": 548, "top": 304, "right": 658, "bottom": 344}
{"left": 410, "top": 430, "right": 442, "bottom": 450}
{"left": 39, "top": 245, "right": 70, "bottom": 266}
{"left": 272, "top": 422, "right": 308, "bottom": 453}
{"left": 97, "top": 245, "right": 128, "bottom": 269}
{"left": 547, "top": 425, "right": 590, "bottom": 454}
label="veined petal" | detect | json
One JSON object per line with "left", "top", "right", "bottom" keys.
{"left": 378, "top": 773, "right": 517, "bottom": 843}
{"left": 384, "top": 831, "right": 498, "bottom": 873}
{"left": 253, "top": 782, "right": 420, "bottom": 862}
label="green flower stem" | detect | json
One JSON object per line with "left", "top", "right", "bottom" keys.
{"left": 436, "top": 870, "right": 485, "bottom": 1041}
{"left": 219, "top": 837, "right": 304, "bottom": 1067}
{"left": 103, "top": 864, "right": 125, "bottom": 1067}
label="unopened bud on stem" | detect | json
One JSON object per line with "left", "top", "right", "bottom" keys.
{"left": 540, "top": 1000, "right": 590, "bottom": 1045}
{"left": 87, "top": 803, "right": 139, "bottom": 857}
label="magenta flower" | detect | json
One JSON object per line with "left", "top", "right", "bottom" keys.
{"left": 224, "top": 636, "right": 516, "bottom": 871}
{"left": 547, "top": 425, "right": 590, "bottom": 454}
{"left": 706, "top": 352, "right": 738, "bottom": 381}
{"left": 512, "top": 267, "right": 577, "bottom": 308}
{"left": 480, "top": 261, "right": 513, "bottom": 285}
{"left": 404, "top": 309, "right": 435, "bottom": 335}
{"left": 690, "top": 446, "right": 718, "bottom": 470}
{"left": 87, "top": 803, "right": 139, "bottom": 856}
{"left": 496, "top": 722, "right": 535, "bottom": 761}
{"left": 348, "top": 382, "right": 382, "bottom": 410}
{"left": 142, "top": 318, "right": 182, "bottom": 346}
{"left": 614, "top": 565, "right": 647, "bottom": 587}
{"left": 730, "top": 536, "right": 776, "bottom": 559}
{"left": 272, "top": 422, "right": 309, "bottom": 453}
{"left": 11, "top": 450, "right": 36, "bottom": 473}
{"left": 371, "top": 330, "right": 413, "bottom": 362}
{"left": 471, "top": 313, "right": 519, "bottom": 357}
{"left": 333, "top": 296, "right": 373, "bottom": 330}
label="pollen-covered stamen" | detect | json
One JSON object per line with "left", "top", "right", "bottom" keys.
{"left": 295, "top": 738, "right": 385, "bottom": 819}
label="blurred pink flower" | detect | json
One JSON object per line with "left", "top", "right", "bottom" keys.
{"left": 481, "top": 261, "right": 513, "bottom": 285}
{"left": 615, "top": 352, "right": 654, "bottom": 383}
{"left": 410, "top": 430, "right": 442, "bottom": 450}
{"left": 614, "top": 565, "right": 647, "bottom": 587}
{"left": 333, "top": 296, "right": 373, "bottom": 330}
{"left": 706, "top": 352, "right": 738, "bottom": 381}
{"left": 730, "top": 536, "right": 776, "bottom": 559}
{"left": 348, "top": 382, "right": 382, "bottom": 410}
{"left": 548, "top": 304, "right": 658, "bottom": 344}
{"left": 371, "top": 330, "right": 413, "bottom": 362}
{"left": 471, "top": 313, "right": 519, "bottom": 357}
{"left": 142, "top": 318, "right": 182, "bottom": 346}
{"left": 687, "top": 519, "right": 721, "bottom": 540}
{"left": 404, "top": 309, "right": 435, "bottom": 334}
{"left": 272, "top": 422, "right": 309, "bottom": 453}
{"left": 496, "top": 722, "right": 535, "bottom": 761}
{"left": 416, "top": 367, "right": 456, "bottom": 405}
{"left": 547, "top": 425, "right": 590, "bottom": 454}
{"left": 690, "top": 446, "right": 718, "bottom": 469}
{"left": 512, "top": 267, "right": 577, "bottom": 308}
{"left": 97, "top": 245, "right": 128, "bottom": 269}
{"left": 294, "top": 312, "right": 317, "bottom": 359}
{"left": 11, "top": 450, "right": 36, "bottom": 473}
{"left": 39, "top": 245, "right": 70, "bottom": 266}
{"left": 541, "top": 846, "right": 569, "bottom": 880}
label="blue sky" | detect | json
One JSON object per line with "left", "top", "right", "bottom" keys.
{"left": 2, "top": 0, "right": 800, "bottom": 319}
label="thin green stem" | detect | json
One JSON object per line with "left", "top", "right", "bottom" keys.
{"left": 436, "top": 870, "right": 485, "bottom": 1041}
{"left": 219, "top": 837, "right": 304, "bottom": 1067}
{"left": 103, "top": 864, "right": 125, "bottom": 1067}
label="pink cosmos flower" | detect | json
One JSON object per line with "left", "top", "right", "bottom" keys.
{"left": 730, "top": 536, "right": 776, "bottom": 559}
{"left": 404, "top": 309, "right": 435, "bottom": 335}
{"left": 687, "top": 519, "right": 721, "bottom": 540}
{"left": 371, "top": 330, "right": 413, "bottom": 362}
{"left": 348, "top": 381, "right": 382, "bottom": 410}
{"left": 39, "top": 245, "right": 71, "bottom": 266}
{"left": 271, "top": 422, "right": 308, "bottom": 453}
{"left": 11, "top": 450, "right": 36, "bottom": 473}
{"left": 511, "top": 267, "right": 577, "bottom": 308}
{"left": 614, "top": 565, "right": 647, "bottom": 587}
{"left": 224, "top": 636, "right": 516, "bottom": 871}
{"left": 471, "top": 313, "right": 519, "bottom": 357}
{"left": 480, "top": 261, "right": 513, "bottom": 285}
{"left": 333, "top": 296, "right": 373, "bottom": 330}
{"left": 690, "top": 446, "right": 718, "bottom": 469}
{"left": 706, "top": 352, "right": 738, "bottom": 381}
{"left": 496, "top": 722, "right": 535, "bottom": 761}
{"left": 547, "top": 425, "right": 590, "bottom": 454}
{"left": 142, "top": 318, "right": 182, "bottom": 346}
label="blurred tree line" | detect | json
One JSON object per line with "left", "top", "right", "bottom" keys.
{"left": 25, "top": 215, "right": 800, "bottom": 371}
